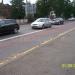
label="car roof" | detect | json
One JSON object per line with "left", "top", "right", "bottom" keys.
{"left": 38, "top": 18, "right": 50, "bottom": 19}
{"left": 36, "top": 18, "right": 50, "bottom": 21}
{"left": 35, "top": 18, "right": 51, "bottom": 22}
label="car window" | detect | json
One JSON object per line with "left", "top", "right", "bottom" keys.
{"left": 35, "top": 18, "right": 51, "bottom": 22}
{"left": 46, "top": 19, "right": 51, "bottom": 22}
{"left": 5, "top": 20, "right": 10, "bottom": 24}
{"left": 4, "top": 19, "right": 16, "bottom": 25}
{"left": 12, "top": 20, "right": 16, "bottom": 23}
{"left": 38, "top": 19, "right": 49, "bottom": 22}
{"left": 0, "top": 21, "right": 5, "bottom": 26}
{"left": 38, "top": 19, "right": 45, "bottom": 22}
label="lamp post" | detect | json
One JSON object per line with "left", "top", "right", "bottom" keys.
{"left": 25, "top": 0, "right": 28, "bottom": 17}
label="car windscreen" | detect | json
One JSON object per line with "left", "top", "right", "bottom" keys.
{"left": 37, "top": 19, "right": 50, "bottom": 22}
{"left": 0, "top": 21, "right": 5, "bottom": 26}
{"left": 5, "top": 19, "right": 16, "bottom": 24}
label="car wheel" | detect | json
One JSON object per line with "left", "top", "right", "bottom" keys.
{"left": 42, "top": 25, "right": 45, "bottom": 29}
{"left": 13, "top": 28, "right": 18, "bottom": 34}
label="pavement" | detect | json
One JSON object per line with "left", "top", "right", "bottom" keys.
{"left": 0, "top": 26, "right": 75, "bottom": 75}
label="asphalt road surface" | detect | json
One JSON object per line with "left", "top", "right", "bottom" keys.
{"left": 0, "top": 21, "right": 75, "bottom": 75}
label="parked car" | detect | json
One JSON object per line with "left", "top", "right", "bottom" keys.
{"left": 52, "top": 18, "right": 64, "bottom": 25}
{"left": 0, "top": 19, "right": 20, "bottom": 34}
{"left": 31, "top": 18, "right": 52, "bottom": 29}
{"left": 68, "top": 17, "right": 75, "bottom": 21}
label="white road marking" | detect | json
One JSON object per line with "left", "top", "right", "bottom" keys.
{"left": 0, "top": 30, "right": 44, "bottom": 42}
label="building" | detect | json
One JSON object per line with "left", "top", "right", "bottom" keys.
{"left": 25, "top": 2, "right": 36, "bottom": 17}
{"left": 0, "top": 3, "right": 11, "bottom": 18}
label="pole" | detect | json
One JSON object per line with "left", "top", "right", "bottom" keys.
{"left": 2, "top": 0, "right": 3, "bottom": 4}
{"left": 26, "top": 0, "right": 28, "bottom": 17}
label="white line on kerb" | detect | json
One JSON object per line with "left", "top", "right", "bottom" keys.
{"left": 0, "top": 30, "right": 43, "bottom": 42}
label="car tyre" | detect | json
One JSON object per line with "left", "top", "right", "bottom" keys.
{"left": 13, "top": 28, "right": 18, "bottom": 34}
{"left": 61, "top": 22, "right": 64, "bottom": 25}
{"left": 42, "top": 25, "right": 45, "bottom": 29}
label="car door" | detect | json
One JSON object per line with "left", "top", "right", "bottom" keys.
{"left": 43, "top": 19, "right": 48, "bottom": 27}
{"left": 4, "top": 20, "right": 15, "bottom": 31}
{"left": 0, "top": 20, "right": 6, "bottom": 33}
{"left": 3, "top": 20, "right": 11, "bottom": 32}
{"left": 45, "top": 19, "right": 51, "bottom": 27}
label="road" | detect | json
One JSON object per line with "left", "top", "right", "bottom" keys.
{"left": 0, "top": 21, "right": 75, "bottom": 75}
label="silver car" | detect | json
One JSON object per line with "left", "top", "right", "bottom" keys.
{"left": 31, "top": 18, "right": 52, "bottom": 29}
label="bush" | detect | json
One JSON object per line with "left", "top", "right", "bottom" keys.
{"left": 27, "top": 14, "right": 35, "bottom": 23}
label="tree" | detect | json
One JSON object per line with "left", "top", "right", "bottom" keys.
{"left": 72, "top": 0, "right": 75, "bottom": 17}
{"left": 64, "top": 0, "right": 73, "bottom": 18}
{"left": 36, "top": 0, "right": 74, "bottom": 19}
{"left": 11, "top": 0, "right": 25, "bottom": 19}
{"left": 36, "top": 0, "right": 49, "bottom": 17}
{"left": 54, "top": 0, "right": 64, "bottom": 17}
{"left": 36, "top": 0, "right": 64, "bottom": 17}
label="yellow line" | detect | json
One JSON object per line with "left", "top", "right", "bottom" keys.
{"left": 41, "top": 38, "right": 53, "bottom": 45}
{"left": 41, "top": 27, "right": 75, "bottom": 46}
{"left": 0, "top": 27, "right": 75, "bottom": 67}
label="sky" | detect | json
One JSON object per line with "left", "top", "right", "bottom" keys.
{"left": 0, "top": 0, "right": 37, "bottom": 4}
{"left": 0, "top": 0, "right": 73, "bottom": 4}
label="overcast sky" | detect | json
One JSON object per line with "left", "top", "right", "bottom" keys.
{"left": 0, "top": 0, "right": 37, "bottom": 4}
{"left": 0, "top": 0, "right": 73, "bottom": 4}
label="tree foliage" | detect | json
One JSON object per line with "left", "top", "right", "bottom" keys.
{"left": 11, "top": 0, "right": 25, "bottom": 19}
{"left": 36, "top": 0, "right": 49, "bottom": 17}
{"left": 36, "top": 0, "right": 74, "bottom": 19}
{"left": 72, "top": 0, "right": 75, "bottom": 16}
